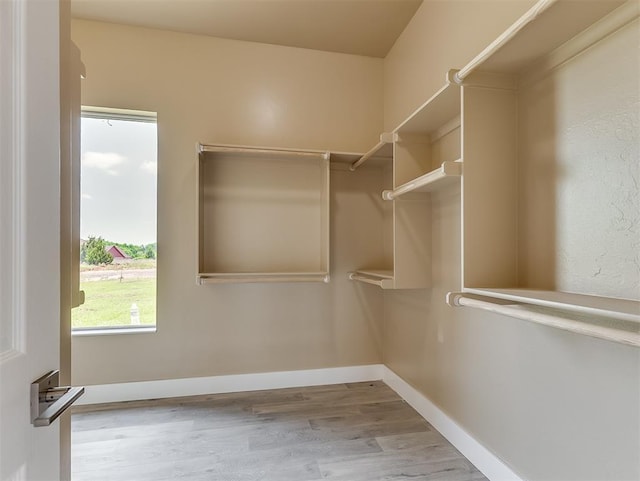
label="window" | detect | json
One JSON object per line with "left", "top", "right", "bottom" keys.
{"left": 72, "top": 108, "right": 157, "bottom": 331}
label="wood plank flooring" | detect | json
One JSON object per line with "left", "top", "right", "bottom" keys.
{"left": 71, "top": 381, "right": 487, "bottom": 481}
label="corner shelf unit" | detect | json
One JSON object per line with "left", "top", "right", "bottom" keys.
{"left": 349, "top": 70, "right": 463, "bottom": 289}
{"left": 197, "top": 143, "right": 330, "bottom": 285}
{"left": 450, "top": 0, "right": 640, "bottom": 340}
{"left": 348, "top": 0, "right": 639, "bottom": 342}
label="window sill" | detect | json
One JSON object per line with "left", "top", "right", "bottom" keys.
{"left": 72, "top": 326, "right": 156, "bottom": 337}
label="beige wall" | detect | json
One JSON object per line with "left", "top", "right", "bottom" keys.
{"left": 71, "top": 20, "right": 386, "bottom": 384}
{"left": 383, "top": 1, "right": 640, "bottom": 480}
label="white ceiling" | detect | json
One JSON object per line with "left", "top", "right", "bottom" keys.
{"left": 70, "top": 0, "right": 423, "bottom": 58}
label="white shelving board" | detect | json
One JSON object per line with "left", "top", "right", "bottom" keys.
{"left": 383, "top": 160, "right": 462, "bottom": 200}
{"left": 199, "top": 272, "right": 330, "bottom": 284}
{"left": 354, "top": 269, "right": 394, "bottom": 279}
{"left": 457, "top": 0, "right": 630, "bottom": 79}
{"left": 349, "top": 270, "right": 395, "bottom": 289}
{"left": 395, "top": 74, "right": 461, "bottom": 135}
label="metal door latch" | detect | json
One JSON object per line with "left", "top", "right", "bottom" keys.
{"left": 31, "top": 370, "right": 84, "bottom": 427}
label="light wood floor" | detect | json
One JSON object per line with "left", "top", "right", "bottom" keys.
{"left": 71, "top": 381, "right": 487, "bottom": 481}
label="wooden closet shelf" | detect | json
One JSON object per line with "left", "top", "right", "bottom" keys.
{"left": 382, "top": 160, "right": 462, "bottom": 200}
{"left": 457, "top": 0, "right": 630, "bottom": 80}
{"left": 349, "top": 270, "right": 395, "bottom": 289}
{"left": 198, "top": 272, "right": 330, "bottom": 285}
{"left": 199, "top": 143, "right": 329, "bottom": 160}
{"left": 395, "top": 72, "right": 461, "bottom": 135}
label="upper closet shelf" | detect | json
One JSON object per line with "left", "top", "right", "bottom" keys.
{"left": 395, "top": 70, "right": 461, "bottom": 135}
{"left": 456, "top": 0, "right": 631, "bottom": 81}
{"left": 349, "top": 70, "right": 461, "bottom": 172}
{"left": 199, "top": 143, "right": 329, "bottom": 160}
{"left": 382, "top": 160, "right": 462, "bottom": 200}
{"left": 199, "top": 272, "right": 330, "bottom": 285}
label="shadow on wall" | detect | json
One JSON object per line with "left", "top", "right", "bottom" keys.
{"left": 518, "top": 73, "right": 558, "bottom": 291}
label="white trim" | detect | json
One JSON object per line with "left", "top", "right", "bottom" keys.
{"left": 72, "top": 326, "right": 156, "bottom": 337}
{"left": 76, "top": 364, "right": 384, "bottom": 405}
{"left": 81, "top": 105, "right": 157, "bottom": 123}
{"left": 0, "top": 0, "right": 26, "bottom": 361}
{"left": 382, "top": 367, "right": 523, "bottom": 481}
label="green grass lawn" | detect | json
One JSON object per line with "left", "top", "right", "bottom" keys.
{"left": 72, "top": 278, "right": 156, "bottom": 329}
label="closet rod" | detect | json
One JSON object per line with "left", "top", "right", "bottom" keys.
{"left": 454, "top": 0, "right": 556, "bottom": 82}
{"left": 446, "top": 292, "right": 640, "bottom": 348}
{"left": 199, "top": 143, "right": 329, "bottom": 160}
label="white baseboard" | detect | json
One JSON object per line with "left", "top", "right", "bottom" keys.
{"left": 382, "top": 366, "right": 522, "bottom": 481}
{"left": 76, "top": 364, "right": 385, "bottom": 406}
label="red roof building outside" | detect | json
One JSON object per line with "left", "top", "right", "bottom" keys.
{"left": 105, "top": 245, "right": 130, "bottom": 262}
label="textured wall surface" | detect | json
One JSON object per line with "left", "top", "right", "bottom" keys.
{"left": 519, "top": 20, "right": 640, "bottom": 299}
